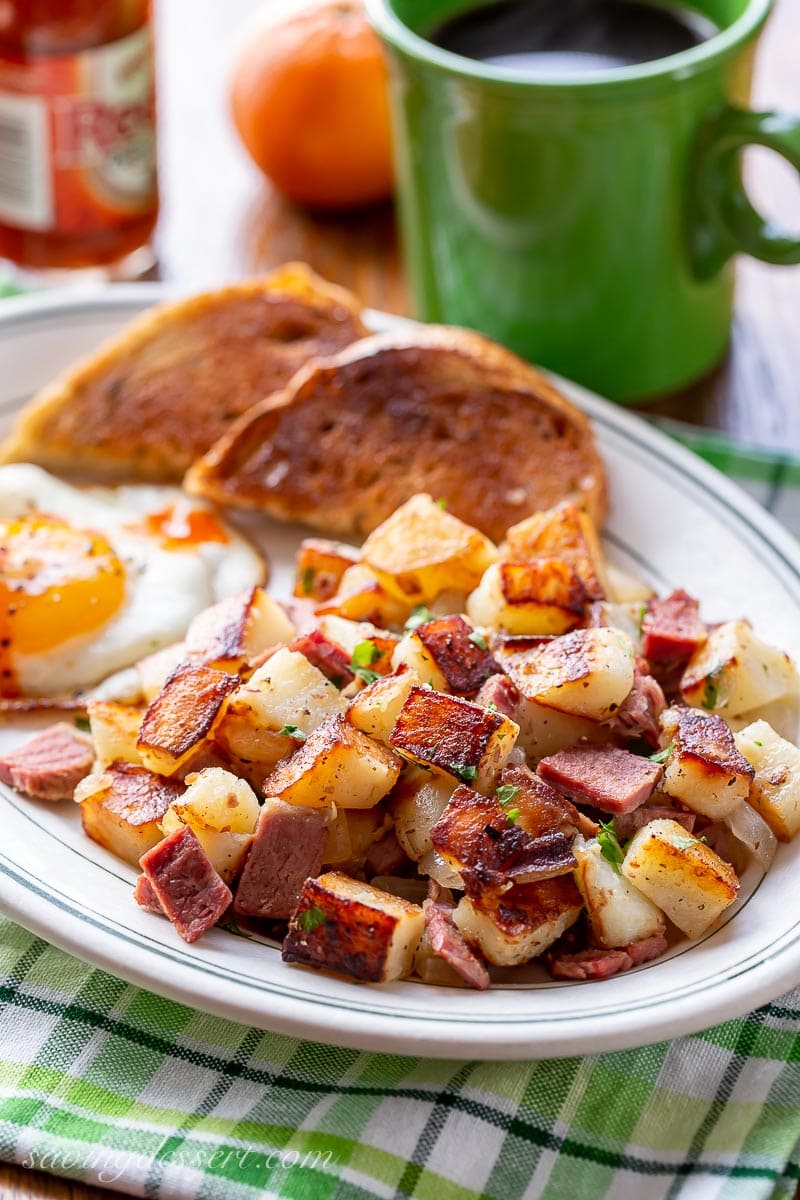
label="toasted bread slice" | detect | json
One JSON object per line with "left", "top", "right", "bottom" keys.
{"left": 0, "top": 263, "right": 367, "bottom": 482}
{"left": 186, "top": 326, "right": 607, "bottom": 542}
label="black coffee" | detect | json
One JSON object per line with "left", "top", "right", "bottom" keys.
{"left": 429, "top": 0, "right": 718, "bottom": 74}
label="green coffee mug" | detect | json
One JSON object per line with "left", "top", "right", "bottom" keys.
{"left": 365, "top": 0, "right": 800, "bottom": 401}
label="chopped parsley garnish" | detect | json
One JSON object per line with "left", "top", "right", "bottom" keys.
{"left": 74, "top": 715, "right": 91, "bottom": 733}
{"left": 649, "top": 744, "right": 673, "bottom": 764}
{"left": 506, "top": 807, "right": 521, "bottom": 825}
{"left": 701, "top": 677, "right": 719, "bottom": 710}
{"left": 404, "top": 605, "right": 432, "bottom": 633}
{"left": 296, "top": 905, "right": 327, "bottom": 932}
{"left": 300, "top": 566, "right": 316, "bottom": 595}
{"left": 597, "top": 819, "right": 625, "bottom": 874}
{"left": 672, "top": 834, "right": 698, "bottom": 851}
{"left": 468, "top": 630, "right": 488, "bottom": 650}
{"left": 436, "top": 498, "right": 448, "bottom": 510}
{"left": 637, "top": 603, "right": 647, "bottom": 633}
{"left": 278, "top": 724, "right": 307, "bottom": 740}
{"left": 496, "top": 783, "right": 521, "bottom": 808}
{"left": 754, "top": 740, "right": 763, "bottom": 747}
{"left": 450, "top": 762, "right": 477, "bottom": 783}
{"left": 350, "top": 640, "right": 382, "bottom": 684}
{"left": 352, "top": 640, "right": 381, "bottom": 668}
{"left": 485, "top": 701, "right": 498, "bottom": 713}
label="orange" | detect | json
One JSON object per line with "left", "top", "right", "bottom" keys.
{"left": 230, "top": 0, "right": 394, "bottom": 211}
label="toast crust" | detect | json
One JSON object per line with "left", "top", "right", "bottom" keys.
{"left": 0, "top": 263, "right": 367, "bottom": 483}
{"left": 186, "top": 325, "right": 607, "bottom": 542}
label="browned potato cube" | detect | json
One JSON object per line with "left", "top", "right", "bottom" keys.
{"left": 263, "top": 714, "right": 402, "bottom": 809}
{"left": 661, "top": 706, "right": 754, "bottom": 819}
{"left": 361, "top": 493, "right": 497, "bottom": 604}
{"left": 76, "top": 763, "right": 184, "bottom": 866}
{"left": 735, "top": 719, "right": 800, "bottom": 841}
{"left": 282, "top": 871, "right": 425, "bottom": 982}
{"left": 315, "top": 563, "right": 410, "bottom": 628}
{"left": 389, "top": 685, "right": 519, "bottom": 792}
{"left": 496, "top": 627, "right": 635, "bottom": 721}
{"left": 396, "top": 614, "right": 500, "bottom": 695}
{"left": 347, "top": 667, "right": 420, "bottom": 743}
{"left": 294, "top": 538, "right": 360, "bottom": 602}
{"left": 503, "top": 503, "right": 609, "bottom": 601}
{"left": 680, "top": 620, "right": 799, "bottom": 717}
{"left": 467, "top": 559, "right": 587, "bottom": 635}
{"left": 137, "top": 663, "right": 238, "bottom": 777}
{"left": 431, "top": 784, "right": 577, "bottom": 886}
{"left": 185, "top": 586, "right": 295, "bottom": 670}
{"left": 453, "top": 876, "right": 583, "bottom": 966}
{"left": 621, "top": 818, "right": 739, "bottom": 938}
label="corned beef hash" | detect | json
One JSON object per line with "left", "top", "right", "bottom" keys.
{"left": 2, "top": 491, "right": 799, "bottom": 990}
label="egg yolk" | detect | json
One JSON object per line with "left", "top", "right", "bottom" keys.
{"left": 0, "top": 516, "right": 126, "bottom": 693}
{"left": 131, "top": 503, "right": 229, "bottom": 549}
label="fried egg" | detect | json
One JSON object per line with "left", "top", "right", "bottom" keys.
{"left": 0, "top": 464, "right": 265, "bottom": 698}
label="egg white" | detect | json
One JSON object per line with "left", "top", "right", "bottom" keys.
{"left": 0, "top": 464, "right": 266, "bottom": 696}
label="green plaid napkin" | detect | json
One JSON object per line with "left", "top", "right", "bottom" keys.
{"left": 0, "top": 918, "right": 799, "bottom": 1200}
{"left": 0, "top": 368, "right": 799, "bottom": 1198}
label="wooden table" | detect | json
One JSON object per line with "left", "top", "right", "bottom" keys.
{"left": 2, "top": 1, "right": 799, "bottom": 1197}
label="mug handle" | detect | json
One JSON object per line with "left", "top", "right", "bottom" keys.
{"left": 691, "top": 107, "right": 800, "bottom": 279}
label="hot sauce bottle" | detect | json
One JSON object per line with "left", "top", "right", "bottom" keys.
{"left": 0, "top": 0, "right": 158, "bottom": 272}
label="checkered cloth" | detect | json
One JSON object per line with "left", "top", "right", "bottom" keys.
{"left": 1, "top": 426, "right": 800, "bottom": 1198}
{"left": 1, "top": 922, "right": 799, "bottom": 1198}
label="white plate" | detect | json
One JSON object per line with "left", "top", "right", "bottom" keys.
{"left": 1, "top": 285, "right": 799, "bottom": 1061}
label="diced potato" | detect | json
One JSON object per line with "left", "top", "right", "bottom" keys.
{"left": 498, "top": 627, "right": 635, "bottom": 721}
{"left": 136, "top": 642, "right": 186, "bottom": 704}
{"left": 661, "top": 706, "right": 754, "bottom": 819}
{"left": 392, "top": 630, "right": 448, "bottom": 691}
{"left": 347, "top": 667, "right": 420, "bottom": 743}
{"left": 512, "top": 698, "right": 606, "bottom": 762}
{"left": 77, "top": 763, "right": 183, "bottom": 866}
{"left": 573, "top": 836, "right": 665, "bottom": 948}
{"left": 503, "top": 503, "right": 609, "bottom": 601}
{"left": 389, "top": 768, "right": 455, "bottom": 861}
{"left": 620, "top": 818, "right": 739, "bottom": 939}
{"left": 215, "top": 647, "right": 346, "bottom": 771}
{"left": 282, "top": 871, "right": 425, "bottom": 983}
{"left": 389, "top": 685, "right": 519, "bottom": 793}
{"left": 735, "top": 719, "right": 800, "bottom": 841}
{"left": 87, "top": 700, "right": 143, "bottom": 768}
{"left": 681, "top": 620, "right": 799, "bottom": 717}
{"left": 466, "top": 559, "right": 586, "bottom": 635}
{"left": 406, "top": 614, "right": 499, "bottom": 695}
{"left": 604, "top": 563, "right": 655, "bottom": 604}
{"left": 169, "top": 767, "right": 260, "bottom": 835}
{"left": 321, "top": 805, "right": 351, "bottom": 864}
{"left": 263, "top": 714, "right": 402, "bottom": 809}
{"left": 361, "top": 493, "right": 497, "bottom": 604}
{"left": 160, "top": 806, "right": 252, "bottom": 883}
{"left": 136, "top": 663, "right": 238, "bottom": 777}
{"left": 294, "top": 538, "right": 360, "bottom": 602}
{"left": 185, "top": 587, "right": 295, "bottom": 669}
{"left": 315, "top": 614, "right": 397, "bottom": 673}
{"left": 315, "top": 563, "right": 410, "bottom": 628}
{"left": 453, "top": 876, "right": 583, "bottom": 967}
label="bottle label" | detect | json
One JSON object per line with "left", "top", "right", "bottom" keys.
{"left": 0, "top": 25, "right": 157, "bottom": 233}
